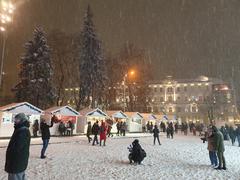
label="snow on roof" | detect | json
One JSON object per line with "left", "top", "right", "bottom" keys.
{"left": 0, "top": 102, "right": 43, "bottom": 115}
{"left": 44, "top": 106, "right": 80, "bottom": 116}
{"left": 141, "top": 113, "right": 157, "bottom": 120}
{"left": 79, "top": 108, "right": 94, "bottom": 116}
{"left": 124, "top": 112, "right": 143, "bottom": 119}
{"left": 86, "top": 108, "right": 108, "bottom": 117}
{"left": 106, "top": 110, "right": 128, "bottom": 119}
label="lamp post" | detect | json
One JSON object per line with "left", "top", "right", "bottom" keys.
{"left": 0, "top": 1, "right": 14, "bottom": 89}
{"left": 123, "top": 70, "right": 135, "bottom": 112}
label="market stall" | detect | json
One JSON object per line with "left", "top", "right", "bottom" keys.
{"left": 106, "top": 110, "right": 128, "bottom": 133}
{"left": 79, "top": 108, "right": 109, "bottom": 133}
{"left": 44, "top": 106, "right": 80, "bottom": 135}
{"left": 142, "top": 113, "right": 158, "bottom": 126}
{"left": 125, "top": 112, "right": 144, "bottom": 132}
{"left": 0, "top": 102, "right": 43, "bottom": 137}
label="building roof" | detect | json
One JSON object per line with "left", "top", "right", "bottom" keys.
{"left": 124, "top": 112, "right": 143, "bottom": 119}
{"left": 141, "top": 113, "right": 158, "bottom": 120}
{"left": 0, "top": 102, "right": 43, "bottom": 115}
{"left": 45, "top": 106, "right": 80, "bottom": 116}
{"left": 85, "top": 108, "right": 109, "bottom": 117}
{"left": 106, "top": 110, "right": 128, "bottom": 119}
{"left": 149, "top": 76, "right": 225, "bottom": 85}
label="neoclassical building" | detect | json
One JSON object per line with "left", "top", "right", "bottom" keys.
{"left": 147, "top": 76, "right": 238, "bottom": 123}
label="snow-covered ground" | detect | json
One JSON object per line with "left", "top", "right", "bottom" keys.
{"left": 0, "top": 133, "right": 239, "bottom": 180}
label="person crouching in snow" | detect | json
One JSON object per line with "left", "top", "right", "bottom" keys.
{"left": 5, "top": 113, "right": 31, "bottom": 180}
{"left": 128, "top": 139, "right": 146, "bottom": 165}
{"left": 207, "top": 126, "right": 218, "bottom": 168}
{"left": 99, "top": 121, "right": 107, "bottom": 146}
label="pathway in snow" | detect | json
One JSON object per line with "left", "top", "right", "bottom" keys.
{"left": 0, "top": 134, "right": 239, "bottom": 180}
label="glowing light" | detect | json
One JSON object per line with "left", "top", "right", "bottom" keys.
{"left": 0, "top": 26, "right": 5, "bottom": 31}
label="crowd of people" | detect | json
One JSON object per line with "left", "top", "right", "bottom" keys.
{"left": 4, "top": 112, "right": 240, "bottom": 179}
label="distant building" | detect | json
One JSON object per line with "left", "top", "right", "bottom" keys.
{"left": 147, "top": 76, "right": 238, "bottom": 123}
{"left": 62, "top": 75, "right": 239, "bottom": 124}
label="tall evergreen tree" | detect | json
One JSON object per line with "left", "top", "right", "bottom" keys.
{"left": 13, "top": 27, "right": 56, "bottom": 109}
{"left": 75, "top": 5, "right": 107, "bottom": 110}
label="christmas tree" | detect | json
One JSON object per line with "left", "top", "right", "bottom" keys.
{"left": 13, "top": 27, "right": 56, "bottom": 109}
{"left": 75, "top": 5, "right": 108, "bottom": 109}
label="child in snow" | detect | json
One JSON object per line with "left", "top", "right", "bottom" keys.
{"left": 128, "top": 139, "right": 146, "bottom": 164}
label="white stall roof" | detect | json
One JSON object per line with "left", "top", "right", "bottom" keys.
{"left": 86, "top": 108, "right": 108, "bottom": 118}
{"left": 141, "top": 113, "right": 157, "bottom": 120}
{"left": 125, "top": 112, "right": 143, "bottom": 119}
{"left": 0, "top": 102, "right": 43, "bottom": 115}
{"left": 107, "top": 111, "right": 128, "bottom": 119}
{"left": 45, "top": 106, "right": 80, "bottom": 116}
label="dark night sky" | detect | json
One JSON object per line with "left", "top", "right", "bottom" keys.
{"left": 3, "top": 0, "right": 240, "bottom": 96}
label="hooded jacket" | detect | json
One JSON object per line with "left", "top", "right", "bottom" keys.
{"left": 212, "top": 126, "right": 225, "bottom": 152}
{"left": 5, "top": 121, "right": 31, "bottom": 173}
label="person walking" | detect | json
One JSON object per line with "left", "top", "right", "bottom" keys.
{"left": 174, "top": 122, "right": 179, "bottom": 134}
{"left": 207, "top": 126, "right": 218, "bottom": 168}
{"left": 86, "top": 121, "right": 92, "bottom": 143}
{"left": 40, "top": 118, "right": 54, "bottom": 159}
{"left": 121, "top": 122, "right": 127, "bottom": 136}
{"left": 92, "top": 121, "right": 100, "bottom": 146}
{"left": 5, "top": 113, "right": 31, "bottom": 180}
{"left": 235, "top": 125, "right": 240, "bottom": 147}
{"left": 32, "top": 120, "right": 39, "bottom": 137}
{"left": 116, "top": 121, "right": 121, "bottom": 136}
{"left": 153, "top": 125, "right": 161, "bottom": 145}
{"left": 169, "top": 122, "right": 174, "bottom": 139}
{"left": 212, "top": 126, "right": 226, "bottom": 170}
{"left": 229, "top": 126, "right": 236, "bottom": 146}
{"left": 99, "top": 121, "right": 107, "bottom": 146}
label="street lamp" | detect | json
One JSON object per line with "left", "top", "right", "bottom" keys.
{"left": 0, "top": 1, "right": 15, "bottom": 89}
{"left": 123, "top": 70, "right": 135, "bottom": 112}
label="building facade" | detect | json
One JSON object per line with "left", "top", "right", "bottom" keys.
{"left": 147, "top": 76, "right": 238, "bottom": 123}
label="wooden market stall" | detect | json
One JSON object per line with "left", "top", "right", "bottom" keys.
{"left": 79, "top": 108, "right": 109, "bottom": 133}
{"left": 44, "top": 106, "right": 80, "bottom": 135}
{"left": 106, "top": 110, "right": 129, "bottom": 133}
{"left": 124, "top": 112, "right": 144, "bottom": 132}
{"left": 0, "top": 102, "right": 43, "bottom": 137}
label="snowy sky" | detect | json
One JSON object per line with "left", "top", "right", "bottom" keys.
{"left": 3, "top": 0, "right": 240, "bottom": 95}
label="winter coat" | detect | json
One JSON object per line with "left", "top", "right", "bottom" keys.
{"left": 40, "top": 120, "right": 53, "bottom": 140}
{"left": 32, "top": 122, "right": 39, "bottom": 132}
{"left": 100, "top": 124, "right": 107, "bottom": 140}
{"left": 131, "top": 141, "right": 146, "bottom": 163}
{"left": 229, "top": 127, "right": 236, "bottom": 140}
{"left": 5, "top": 121, "right": 31, "bottom": 174}
{"left": 236, "top": 127, "right": 240, "bottom": 136}
{"left": 92, "top": 123, "right": 100, "bottom": 135}
{"left": 214, "top": 129, "right": 225, "bottom": 152}
{"left": 86, "top": 124, "right": 92, "bottom": 136}
{"left": 121, "top": 122, "right": 127, "bottom": 131}
{"left": 207, "top": 134, "right": 216, "bottom": 151}
{"left": 152, "top": 128, "right": 160, "bottom": 137}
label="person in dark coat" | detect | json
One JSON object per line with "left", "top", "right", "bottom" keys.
{"left": 5, "top": 113, "right": 31, "bottom": 180}
{"left": 129, "top": 139, "right": 146, "bottom": 164}
{"left": 212, "top": 126, "right": 226, "bottom": 170}
{"left": 236, "top": 126, "right": 240, "bottom": 147}
{"left": 207, "top": 126, "right": 218, "bottom": 167}
{"left": 153, "top": 125, "right": 161, "bottom": 145}
{"left": 32, "top": 120, "right": 39, "bottom": 137}
{"left": 160, "top": 122, "right": 166, "bottom": 132}
{"left": 86, "top": 121, "right": 92, "bottom": 143}
{"left": 229, "top": 126, "right": 236, "bottom": 145}
{"left": 58, "top": 121, "right": 66, "bottom": 136}
{"left": 121, "top": 122, "right": 127, "bottom": 136}
{"left": 116, "top": 121, "right": 121, "bottom": 136}
{"left": 92, "top": 121, "right": 100, "bottom": 146}
{"left": 174, "top": 122, "right": 179, "bottom": 133}
{"left": 40, "top": 118, "right": 53, "bottom": 159}
{"left": 149, "top": 122, "right": 153, "bottom": 133}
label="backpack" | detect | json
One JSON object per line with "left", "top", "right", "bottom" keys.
{"left": 141, "top": 148, "right": 146, "bottom": 158}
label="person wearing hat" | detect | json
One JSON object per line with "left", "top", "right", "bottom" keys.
{"left": 212, "top": 126, "right": 226, "bottom": 170}
{"left": 5, "top": 113, "right": 31, "bottom": 180}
